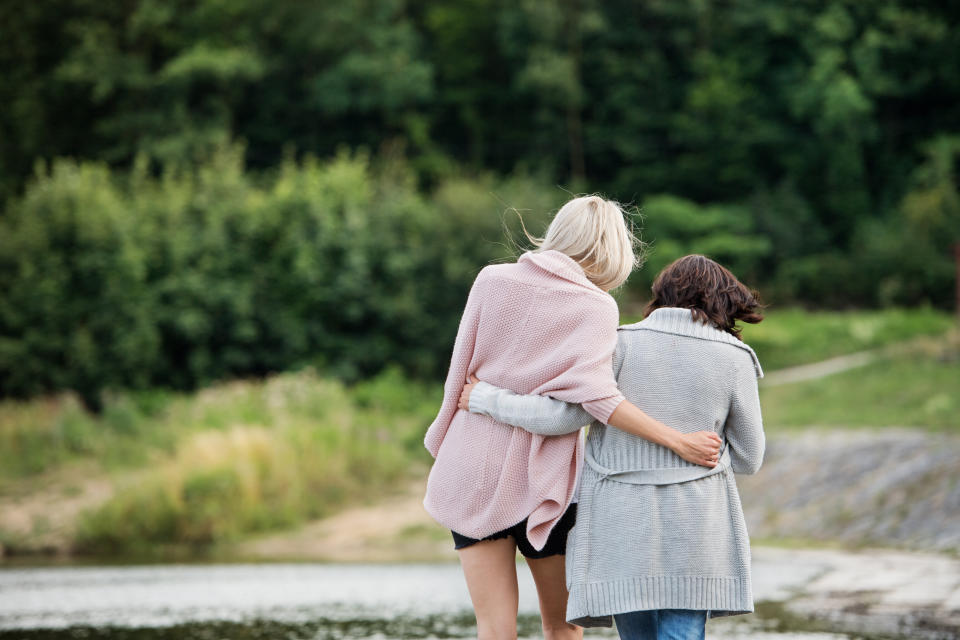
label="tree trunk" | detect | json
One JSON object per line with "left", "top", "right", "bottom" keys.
{"left": 566, "top": 0, "right": 585, "bottom": 182}
{"left": 954, "top": 242, "right": 960, "bottom": 323}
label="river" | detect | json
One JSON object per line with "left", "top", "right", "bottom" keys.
{"left": 5, "top": 550, "right": 949, "bottom": 639}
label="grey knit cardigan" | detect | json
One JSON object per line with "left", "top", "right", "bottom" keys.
{"left": 468, "top": 307, "right": 765, "bottom": 627}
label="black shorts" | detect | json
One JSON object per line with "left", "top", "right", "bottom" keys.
{"left": 450, "top": 503, "right": 577, "bottom": 559}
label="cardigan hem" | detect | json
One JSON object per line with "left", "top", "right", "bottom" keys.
{"left": 566, "top": 575, "right": 753, "bottom": 627}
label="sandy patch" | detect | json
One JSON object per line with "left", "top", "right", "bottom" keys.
{"left": 0, "top": 462, "right": 114, "bottom": 555}
{"left": 237, "top": 479, "right": 456, "bottom": 563}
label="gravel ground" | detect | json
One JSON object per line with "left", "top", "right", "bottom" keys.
{"left": 738, "top": 428, "right": 960, "bottom": 553}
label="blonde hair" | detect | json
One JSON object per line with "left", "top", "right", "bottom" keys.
{"left": 531, "top": 195, "right": 642, "bottom": 291}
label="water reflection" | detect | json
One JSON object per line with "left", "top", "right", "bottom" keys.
{"left": 0, "top": 563, "right": 871, "bottom": 639}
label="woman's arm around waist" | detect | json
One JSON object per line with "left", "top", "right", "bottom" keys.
{"left": 463, "top": 379, "right": 723, "bottom": 468}
{"left": 464, "top": 378, "right": 594, "bottom": 435}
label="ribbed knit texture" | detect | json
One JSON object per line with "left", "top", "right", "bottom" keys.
{"left": 423, "top": 250, "right": 626, "bottom": 550}
{"left": 469, "top": 307, "right": 766, "bottom": 625}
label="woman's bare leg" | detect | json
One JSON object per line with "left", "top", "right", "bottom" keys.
{"left": 458, "top": 536, "right": 520, "bottom": 640}
{"left": 525, "top": 554, "right": 583, "bottom": 640}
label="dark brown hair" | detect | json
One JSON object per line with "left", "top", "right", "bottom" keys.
{"left": 644, "top": 254, "right": 764, "bottom": 340}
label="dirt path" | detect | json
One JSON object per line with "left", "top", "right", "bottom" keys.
{"left": 760, "top": 350, "right": 879, "bottom": 387}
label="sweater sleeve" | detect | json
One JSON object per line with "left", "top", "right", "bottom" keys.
{"left": 423, "top": 271, "right": 485, "bottom": 458}
{"left": 725, "top": 351, "right": 765, "bottom": 475}
{"left": 468, "top": 381, "right": 594, "bottom": 436}
{"left": 556, "top": 299, "right": 625, "bottom": 423}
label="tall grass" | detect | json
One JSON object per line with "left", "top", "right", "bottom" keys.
{"left": 0, "top": 367, "right": 439, "bottom": 554}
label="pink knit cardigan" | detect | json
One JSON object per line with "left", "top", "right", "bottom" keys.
{"left": 423, "top": 250, "right": 626, "bottom": 550}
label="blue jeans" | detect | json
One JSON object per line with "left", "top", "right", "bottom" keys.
{"left": 613, "top": 609, "right": 707, "bottom": 640}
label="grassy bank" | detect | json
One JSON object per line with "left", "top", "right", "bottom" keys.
{"left": 760, "top": 331, "right": 960, "bottom": 430}
{"left": 738, "top": 307, "right": 954, "bottom": 371}
{"left": 0, "top": 367, "right": 439, "bottom": 556}
{"left": 0, "top": 308, "right": 955, "bottom": 557}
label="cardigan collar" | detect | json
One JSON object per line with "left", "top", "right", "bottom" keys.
{"left": 517, "top": 249, "right": 605, "bottom": 294}
{"left": 622, "top": 307, "right": 764, "bottom": 378}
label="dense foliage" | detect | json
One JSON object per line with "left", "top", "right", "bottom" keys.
{"left": 0, "top": 147, "right": 563, "bottom": 406}
{"left": 1, "top": 0, "right": 958, "bottom": 403}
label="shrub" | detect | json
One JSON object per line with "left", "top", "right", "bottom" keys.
{"left": 0, "top": 146, "right": 560, "bottom": 407}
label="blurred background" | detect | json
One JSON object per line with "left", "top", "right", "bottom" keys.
{"left": 0, "top": 1, "right": 958, "bottom": 639}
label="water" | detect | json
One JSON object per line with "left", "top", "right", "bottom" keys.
{"left": 0, "top": 563, "right": 883, "bottom": 639}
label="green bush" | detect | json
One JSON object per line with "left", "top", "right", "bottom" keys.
{"left": 0, "top": 146, "right": 562, "bottom": 407}
{"left": 1, "top": 141, "right": 955, "bottom": 411}
{"left": 0, "top": 160, "right": 158, "bottom": 410}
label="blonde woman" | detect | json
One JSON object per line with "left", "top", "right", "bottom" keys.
{"left": 423, "top": 196, "right": 722, "bottom": 640}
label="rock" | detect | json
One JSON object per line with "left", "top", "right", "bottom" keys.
{"left": 738, "top": 428, "right": 960, "bottom": 553}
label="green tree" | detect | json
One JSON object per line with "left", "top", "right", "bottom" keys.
{"left": 0, "top": 161, "right": 158, "bottom": 409}
{"left": 632, "top": 194, "right": 772, "bottom": 296}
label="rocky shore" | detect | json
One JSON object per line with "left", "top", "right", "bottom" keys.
{"left": 738, "top": 428, "right": 960, "bottom": 553}
{"left": 753, "top": 546, "right": 960, "bottom": 639}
